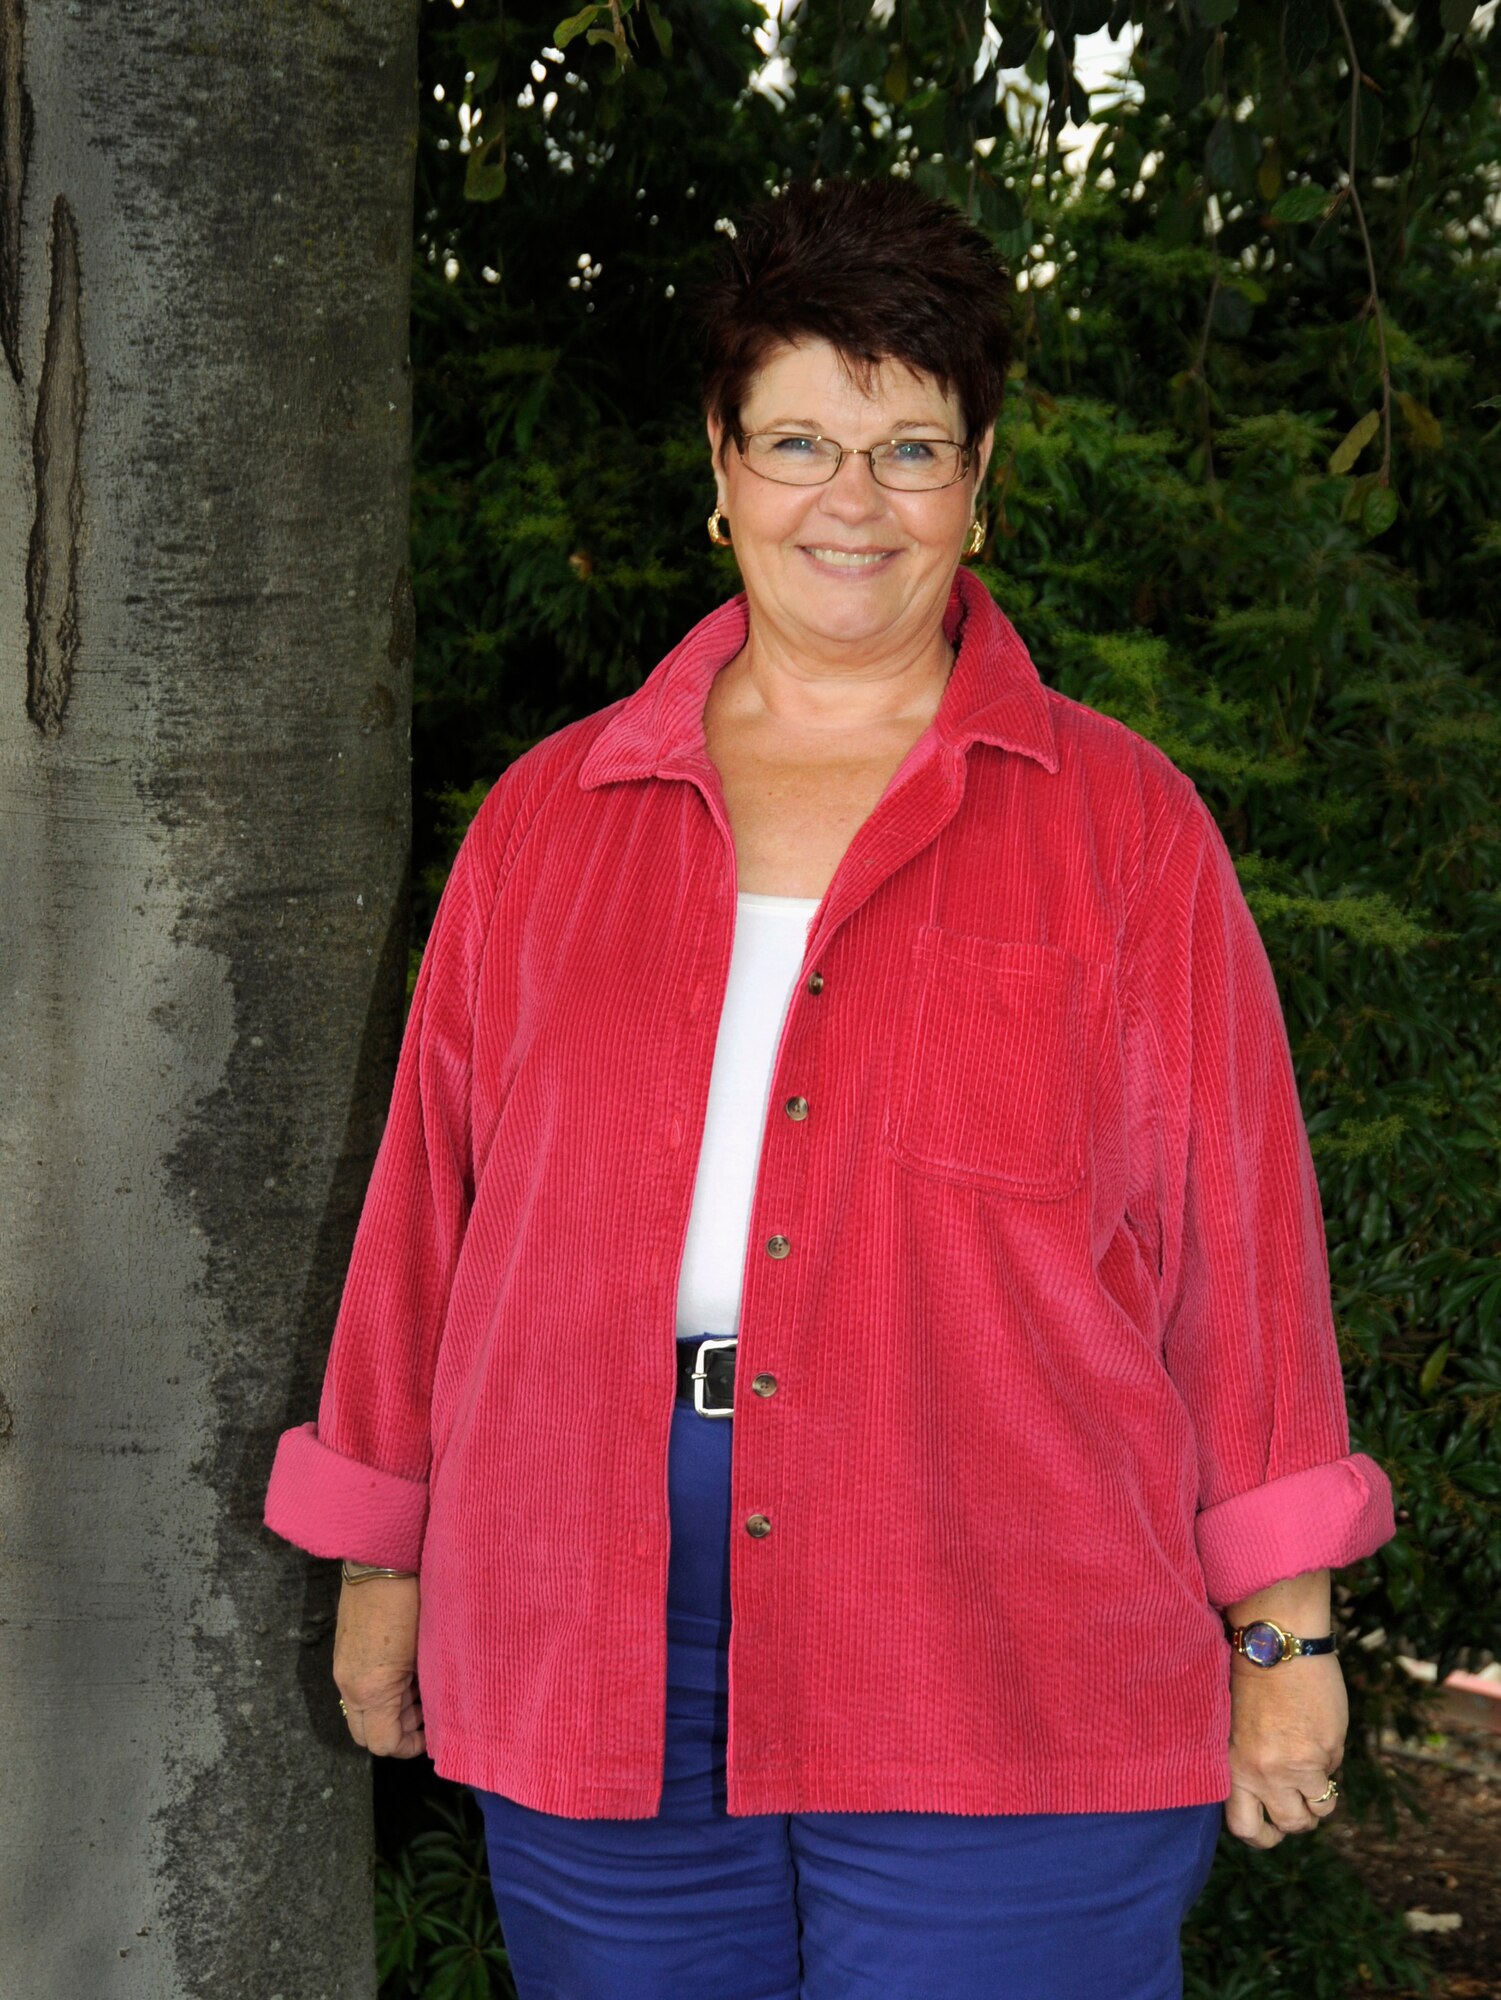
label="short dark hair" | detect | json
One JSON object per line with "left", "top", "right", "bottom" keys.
{"left": 698, "top": 177, "right": 1013, "bottom": 463}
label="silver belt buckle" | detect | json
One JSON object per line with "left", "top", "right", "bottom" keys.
{"left": 692, "top": 1336, "right": 737, "bottom": 1418}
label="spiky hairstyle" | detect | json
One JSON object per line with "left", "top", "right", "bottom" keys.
{"left": 698, "top": 177, "right": 1013, "bottom": 461}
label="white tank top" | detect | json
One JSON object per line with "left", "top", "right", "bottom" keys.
{"left": 674, "top": 892, "right": 820, "bottom": 1340}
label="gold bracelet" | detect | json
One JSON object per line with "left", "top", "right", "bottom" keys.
{"left": 340, "top": 1560, "right": 417, "bottom": 1584}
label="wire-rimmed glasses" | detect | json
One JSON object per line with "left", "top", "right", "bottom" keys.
{"left": 737, "top": 430, "right": 972, "bottom": 492}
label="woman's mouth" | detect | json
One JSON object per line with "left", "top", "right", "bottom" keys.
{"left": 799, "top": 546, "right": 897, "bottom": 571}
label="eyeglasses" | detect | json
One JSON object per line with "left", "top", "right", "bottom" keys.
{"left": 737, "top": 430, "right": 972, "bottom": 492}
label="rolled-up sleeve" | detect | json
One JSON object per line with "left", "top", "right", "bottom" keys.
{"left": 1123, "top": 772, "right": 1396, "bottom": 1610}
{"left": 263, "top": 799, "right": 495, "bottom": 1572}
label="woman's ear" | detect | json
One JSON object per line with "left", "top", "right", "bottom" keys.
{"left": 706, "top": 415, "right": 730, "bottom": 515}
{"left": 972, "top": 423, "right": 996, "bottom": 503}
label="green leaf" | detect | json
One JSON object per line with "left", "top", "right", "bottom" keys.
{"left": 1397, "top": 390, "right": 1443, "bottom": 450}
{"left": 1328, "top": 408, "right": 1381, "bottom": 475}
{"left": 463, "top": 130, "right": 507, "bottom": 204}
{"left": 1340, "top": 471, "right": 1379, "bottom": 524}
{"left": 1205, "top": 116, "right": 1259, "bottom": 197}
{"left": 1433, "top": 51, "right": 1479, "bottom": 115}
{"left": 1419, "top": 1340, "right": 1451, "bottom": 1395}
{"left": 554, "top": 5, "right": 604, "bottom": 49}
{"left": 1439, "top": 0, "right": 1477, "bottom": 31}
{"left": 1196, "top": 0, "right": 1239, "bottom": 22}
{"left": 977, "top": 177, "right": 1025, "bottom": 236}
{"left": 1362, "top": 481, "right": 1400, "bottom": 536}
{"left": 455, "top": 19, "right": 504, "bottom": 66}
{"left": 997, "top": 23, "right": 1039, "bottom": 69}
{"left": 1272, "top": 184, "right": 1333, "bottom": 224}
{"left": 644, "top": 0, "right": 672, "bottom": 57}
{"left": 1283, "top": 3, "right": 1329, "bottom": 72}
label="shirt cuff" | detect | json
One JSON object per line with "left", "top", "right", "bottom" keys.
{"left": 1194, "top": 1452, "right": 1396, "bottom": 1611}
{"left": 263, "top": 1421, "right": 429, "bottom": 1573}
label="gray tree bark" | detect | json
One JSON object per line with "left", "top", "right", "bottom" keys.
{"left": 0, "top": 3, "right": 419, "bottom": 1993}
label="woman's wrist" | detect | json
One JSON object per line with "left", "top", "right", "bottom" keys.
{"left": 1224, "top": 1568, "right": 1334, "bottom": 1672}
{"left": 1223, "top": 1567, "right": 1332, "bottom": 1632}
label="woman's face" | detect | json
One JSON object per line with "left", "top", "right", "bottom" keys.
{"left": 708, "top": 337, "right": 992, "bottom": 667}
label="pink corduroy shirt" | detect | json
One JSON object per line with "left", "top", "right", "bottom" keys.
{"left": 265, "top": 566, "right": 1396, "bottom": 1819}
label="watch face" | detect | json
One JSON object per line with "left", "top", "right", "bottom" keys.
{"left": 1242, "top": 1621, "right": 1285, "bottom": 1668}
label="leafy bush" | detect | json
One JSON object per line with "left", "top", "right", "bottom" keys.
{"left": 376, "top": 1791, "right": 516, "bottom": 2000}
{"left": 378, "top": 2, "right": 1501, "bottom": 1992}
{"left": 1183, "top": 1818, "right": 1437, "bottom": 1998}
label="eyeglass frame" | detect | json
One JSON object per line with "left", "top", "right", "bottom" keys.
{"left": 732, "top": 428, "right": 976, "bottom": 492}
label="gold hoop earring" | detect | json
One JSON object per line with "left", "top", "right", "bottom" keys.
{"left": 707, "top": 507, "right": 731, "bottom": 548}
{"left": 964, "top": 515, "right": 986, "bottom": 559}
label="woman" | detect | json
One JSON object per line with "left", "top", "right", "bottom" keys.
{"left": 265, "top": 177, "right": 1396, "bottom": 1999}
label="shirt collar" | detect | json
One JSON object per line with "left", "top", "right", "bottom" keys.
{"left": 576, "top": 564, "right": 1060, "bottom": 789}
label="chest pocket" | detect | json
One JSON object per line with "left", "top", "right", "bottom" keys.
{"left": 884, "top": 928, "right": 1102, "bottom": 1199}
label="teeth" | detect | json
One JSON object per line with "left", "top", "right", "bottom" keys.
{"left": 806, "top": 548, "right": 888, "bottom": 566}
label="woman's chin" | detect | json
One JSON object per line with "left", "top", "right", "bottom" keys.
{"left": 779, "top": 585, "right": 914, "bottom": 650}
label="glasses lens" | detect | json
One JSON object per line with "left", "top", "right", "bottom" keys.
{"left": 871, "top": 441, "right": 965, "bottom": 489}
{"left": 743, "top": 433, "right": 843, "bottom": 484}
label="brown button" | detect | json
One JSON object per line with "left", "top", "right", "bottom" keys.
{"left": 745, "top": 1513, "right": 772, "bottom": 1538}
{"left": 806, "top": 971, "right": 824, "bottom": 994}
{"left": 784, "top": 1096, "right": 809, "bottom": 1121}
{"left": 751, "top": 1373, "right": 778, "bottom": 1398}
{"left": 766, "top": 1234, "right": 791, "bottom": 1259}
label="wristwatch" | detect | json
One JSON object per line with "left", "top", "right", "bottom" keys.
{"left": 1226, "top": 1619, "right": 1338, "bottom": 1667}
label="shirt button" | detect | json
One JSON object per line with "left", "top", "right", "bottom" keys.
{"left": 766, "top": 1234, "right": 791, "bottom": 1259}
{"left": 784, "top": 1096, "right": 809, "bottom": 1121}
{"left": 806, "top": 971, "right": 824, "bottom": 995}
{"left": 745, "top": 1513, "right": 772, "bottom": 1538}
{"left": 751, "top": 1373, "right": 778, "bottom": 1397}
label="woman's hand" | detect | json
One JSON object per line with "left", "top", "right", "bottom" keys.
{"left": 1224, "top": 1652, "right": 1347, "bottom": 1848}
{"left": 333, "top": 1576, "right": 425, "bottom": 1758}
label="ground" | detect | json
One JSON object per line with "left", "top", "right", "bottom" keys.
{"left": 1331, "top": 1688, "right": 1501, "bottom": 1999}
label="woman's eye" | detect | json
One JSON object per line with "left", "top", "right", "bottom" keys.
{"left": 772, "top": 435, "right": 818, "bottom": 453}
{"left": 890, "top": 440, "right": 938, "bottom": 462}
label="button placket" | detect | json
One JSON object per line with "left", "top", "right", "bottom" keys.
{"left": 739, "top": 946, "right": 828, "bottom": 1557}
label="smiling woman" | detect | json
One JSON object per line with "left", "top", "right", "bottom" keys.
{"left": 264, "top": 174, "right": 1395, "bottom": 2000}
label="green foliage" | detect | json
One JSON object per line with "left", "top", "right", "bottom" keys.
{"left": 376, "top": 1792, "right": 515, "bottom": 1999}
{"left": 1181, "top": 1819, "right": 1437, "bottom": 1998}
{"left": 388, "top": 1, "right": 1501, "bottom": 1991}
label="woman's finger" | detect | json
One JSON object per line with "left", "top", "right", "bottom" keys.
{"left": 1223, "top": 1782, "right": 1283, "bottom": 1848}
{"left": 363, "top": 1698, "right": 412, "bottom": 1757}
{"left": 1261, "top": 1782, "right": 1321, "bottom": 1834}
{"left": 1301, "top": 1758, "right": 1343, "bottom": 1817}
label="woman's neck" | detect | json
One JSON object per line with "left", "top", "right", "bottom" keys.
{"left": 714, "top": 622, "right": 955, "bottom": 736}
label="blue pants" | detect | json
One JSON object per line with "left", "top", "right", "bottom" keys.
{"left": 475, "top": 1336, "right": 1222, "bottom": 1999}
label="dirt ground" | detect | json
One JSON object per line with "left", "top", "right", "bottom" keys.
{"left": 1329, "top": 1688, "right": 1501, "bottom": 1998}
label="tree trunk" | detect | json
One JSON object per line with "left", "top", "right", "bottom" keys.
{"left": 0, "top": 4, "right": 419, "bottom": 1992}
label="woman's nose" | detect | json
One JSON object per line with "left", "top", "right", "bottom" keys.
{"left": 819, "top": 450, "right": 885, "bottom": 514}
